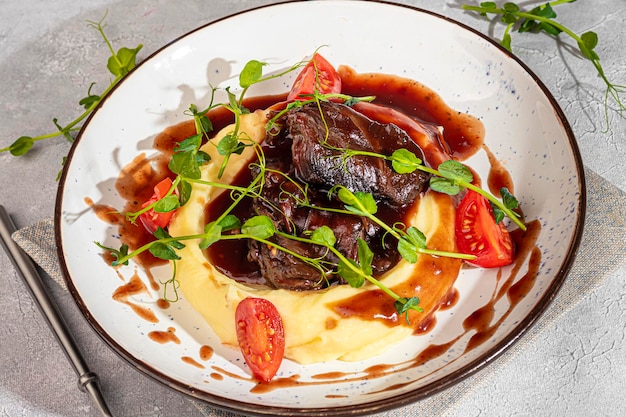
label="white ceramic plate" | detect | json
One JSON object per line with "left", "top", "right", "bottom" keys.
{"left": 56, "top": 1, "right": 585, "bottom": 415}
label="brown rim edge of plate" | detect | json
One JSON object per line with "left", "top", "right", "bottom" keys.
{"left": 54, "top": 1, "right": 586, "bottom": 416}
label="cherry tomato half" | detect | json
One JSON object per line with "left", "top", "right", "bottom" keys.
{"left": 287, "top": 53, "right": 341, "bottom": 101}
{"left": 139, "top": 177, "right": 176, "bottom": 234}
{"left": 455, "top": 190, "right": 514, "bottom": 268}
{"left": 235, "top": 297, "right": 285, "bottom": 383}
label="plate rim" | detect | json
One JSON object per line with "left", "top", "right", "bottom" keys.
{"left": 54, "top": 0, "right": 586, "bottom": 415}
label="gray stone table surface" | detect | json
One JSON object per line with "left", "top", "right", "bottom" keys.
{"left": 1, "top": 1, "right": 625, "bottom": 416}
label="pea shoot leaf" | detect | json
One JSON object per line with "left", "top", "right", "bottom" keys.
{"left": 500, "top": 187, "right": 519, "bottom": 210}
{"left": 241, "top": 216, "right": 275, "bottom": 239}
{"left": 200, "top": 215, "right": 242, "bottom": 249}
{"left": 337, "top": 188, "right": 378, "bottom": 216}
{"left": 169, "top": 151, "right": 199, "bottom": 179}
{"left": 493, "top": 187, "right": 520, "bottom": 223}
{"left": 8, "top": 136, "right": 34, "bottom": 156}
{"left": 197, "top": 114, "right": 213, "bottom": 135}
{"left": 217, "top": 133, "right": 246, "bottom": 156}
{"left": 215, "top": 133, "right": 248, "bottom": 178}
{"left": 147, "top": 228, "right": 184, "bottom": 261}
{"left": 175, "top": 134, "right": 202, "bottom": 153}
{"left": 357, "top": 238, "right": 374, "bottom": 276}
{"left": 429, "top": 160, "right": 473, "bottom": 195}
{"left": 177, "top": 180, "right": 192, "bottom": 206}
{"left": 107, "top": 45, "right": 143, "bottom": 77}
{"left": 239, "top": 60, "right": 267, "bottom": 88}
{"left": 154, "top": 194, "right": 180, "bottom": 213}
{"left": 397, "top": 226, "right": 427, "bottom": 263}
{"left": 53, "top": 118, "right": 73, "bottom": 142}
{"left": 579, "top": 31, "right": 600, "bottom": 60}
{"left": 188, "top": 103, "right": 214, "bottom": 135}
{"left": 78, "top": 83, "right": 100, "bottom": 110}
{"left": 225, "top": 88, "right": 241, "bottom": 113}
{"left": 200, "top": 221, "right": 222, "bottom": 249}
{"left": 397, "top": 238, "right": 418, "bottom": 263}
{"left": 394, "top": 296, "right": 423, "bottom": 324}
{"left": 219, "top": 214, "right": 243, "bottom": 232}
{"left": 478, "top": 1, "right": 497, "bottom": 15}
{"left": 438, "top": 160, "right": 473, "bottom": 182}
{"left": 149, "top": 242, "right": 181, "bottom": 261}
{"left": 429, "top": 177, "right": 461, "bottom": 195}
{"left": 407, "top": 226, "right": 427, "bottom": 249}
{"left": 519, "top": 4, "right": 559, "bottom": 35}
{"left": 501, "top": 2, "right": 520, "bottom": 24}
{"left": 337, "top": 258, "right": 365, "bottom": 288}
{"left": 94, "top": 242, "right": 129, "bottom": 266}
{"left": 168, "top": 134, "right": 211, "bottom": 179}
{"left": 310, "top": 225, "right": 337, "bottom": 247}
{"left": 391, "top": 148, "right": 422, "bottom": 174}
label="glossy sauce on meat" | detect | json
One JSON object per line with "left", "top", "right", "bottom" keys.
{"left": 97, "top": 67, "right": 541, "bottom": 393}
{"left": 204, "top": 70, "right": 485, "bottom": 292}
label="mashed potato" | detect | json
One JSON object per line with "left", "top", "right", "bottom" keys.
{"left": 168, "top": 109, "right": 462, "bottom": 364}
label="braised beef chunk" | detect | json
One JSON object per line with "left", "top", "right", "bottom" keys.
{"left": 287, "top": 102, "right": 430, "bottom": 207}
{"left": 247, "top": 155, "right": 379, "bottom": 291}
{"left": 248, "top": 234, "right": 329, "bottom": 291}
{"left": 241, "top": 102, "right": 429, "bottom": 291}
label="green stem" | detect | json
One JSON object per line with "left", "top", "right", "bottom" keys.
{"left": 462, "top": 1, "right": 626, "bottom": 118}
{"left": 115, "top": 233, "right": 205, "bottom": 265}
{"left": 1, "top": 74, "right": 123, "bottom": 154}
{"left": 272, "top": 231, "right": 407, "bottom": 305}
{"left": 463, "top": 182, "right": 526, "bottom": 229}
{"left": 221, "top": 233, "right": 331, "bottom": 278}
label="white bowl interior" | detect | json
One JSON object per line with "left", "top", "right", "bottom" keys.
{"left": 56, "top": 1, "right": 583, "bottom": 414}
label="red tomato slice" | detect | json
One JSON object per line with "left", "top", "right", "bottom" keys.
{"left": 455, "top": 190, "right": 514, "bottom": 268}
{"left": 235, "top": 297, "right": 285, "bottom": 383}
{"left": 139, "top": 177, "right": 175, "bottom": 234}
{"left": 287, "top": 53, "right": 341, "bottom": 101}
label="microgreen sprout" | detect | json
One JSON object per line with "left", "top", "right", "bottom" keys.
{"left": 266, "top": 93, "right": 376, "bottom": 135}
{"left": 96, "top": 54, "right": 523, "bottom": 323}
{"left": 329, "top": 185, "right": 477, "bottom": 261}
{"left": 329, "top": 146, "right": 525, "bottom": 230}
{"left": 462, "top": 0, "right": 625, "bottom": 129}
{"left": 0, "top": 11, "right": 143, "bottom": 172}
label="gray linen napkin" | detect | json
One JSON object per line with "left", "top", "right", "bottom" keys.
{"left": 12, "top": 167, "right": 626, "bottom": 417}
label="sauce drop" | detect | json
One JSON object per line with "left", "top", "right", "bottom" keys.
{"left": 111, "top": 272, "right": 158, "bottom": 323}
{"left": 148, "top": 327, "right": 180, "bottom": 344}
{"left": 200, "top": 345, "right": 214, "bottom": 361}
{"left": 182, "top": 356, "right": 205, "bottom": 369}
{"left": 92, "top": 64, "right": 542, "bottom": 394}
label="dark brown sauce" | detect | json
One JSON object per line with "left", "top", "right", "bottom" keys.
{"left": 94, "top": 95, "right": 288, "bottom": 272}
{"left": 94, "top": 64, "right": 542, "bottom": 394}
{"left": 204, "top": 69, "right": 481, "bottom": 323}
{"left": 311, "top": 371, "right": 348, "bottom": 380}
{"left": 203, "top": 219, "right": 541, "bottom": 392}
{"left": 148, "top": 327, "right": 180, "bottom": 344}
{"left": 203, "top": 112, "right": 414, "bottom": 286}
{"left": 204, "top": 168, "right": 265, "bottom": 285}
{"left": 210, "top": 373, "right": 224, "bottom": 381}
{"left": 111, "top": 271, "right": 158, "bottom": 323}
{"left": 339, "top": 66, "right": 485, "bottom": 161}
{"left": 331, "top": 289, "right": 399, "bottom": 325}
{"left": 200, "top": 345, "right": 214, "bottom": 361}
{"left": 440, "top": 288, "right": 460, "bottom": 311}
{"left": 182, "top": 356, "right": 205, "bottom": 369}
{"left": 483, "top": 144, "right": 515, "bottom": 196}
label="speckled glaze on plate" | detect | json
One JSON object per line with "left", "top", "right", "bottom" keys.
{"left": 55, "top": 1, "right": 585, "bottom": 415}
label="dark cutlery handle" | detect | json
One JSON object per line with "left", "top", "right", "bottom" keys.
{"left": 0, "top": 205, "right": 113, "bottom": 417}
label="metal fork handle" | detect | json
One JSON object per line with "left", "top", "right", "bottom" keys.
{"left": 0, "top": 205, "right": 113, "bottom": 417}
